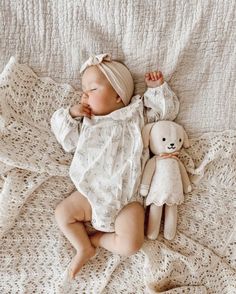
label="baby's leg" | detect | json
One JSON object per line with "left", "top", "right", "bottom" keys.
{"left": 91, "top": 202, "right": 144, "bottom": 256}
{"left": 55, "top": 191, "right": 95, "bottom": 279}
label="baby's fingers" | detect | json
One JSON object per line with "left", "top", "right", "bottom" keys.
{"left": 156, "top": 71, "right": 163, "bottom": 79}
{"left": 80, "top": 103, "right": 92, "bottom": 117}
{"left": 154, "top": 71, "right": 159, "bottom": 80}
{"left": 145, "top": 71, "right": 163, "bottom": 81}
{"left": 145, "top": 73, "right": 151, "bottom": 80}
{"left": 153, "top": 71, "right": 162, "bottom": 80}
{"left": 150, "top": 72, "right": 155, "bottom": 80}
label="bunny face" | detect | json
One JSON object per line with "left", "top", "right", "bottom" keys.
{"left": 142, "top": 121, "right": 189, "bottom": 155}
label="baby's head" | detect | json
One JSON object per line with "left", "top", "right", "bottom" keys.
{"left": 80, "top": 54, "right": 134, "bottom": 116}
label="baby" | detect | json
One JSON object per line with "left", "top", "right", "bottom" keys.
{"left": 51, "top": 53, "right": 179, "bottom": 279}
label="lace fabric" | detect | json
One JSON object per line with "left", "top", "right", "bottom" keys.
{"left": 0, "top": 58, "right": 235, "bottom": 293}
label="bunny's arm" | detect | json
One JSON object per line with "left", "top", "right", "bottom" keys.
{"left": 178, "top": 160, "right": 192, "bottom": 193}
{"left": 140, "top": 156, "right": 156, "bottom": 196}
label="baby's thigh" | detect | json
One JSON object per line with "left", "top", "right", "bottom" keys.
{"left": 115, "top": 202, "right": 145, "bottom": 240}
{"left": 55, "top": 190, "right": 92, "bottom": 223}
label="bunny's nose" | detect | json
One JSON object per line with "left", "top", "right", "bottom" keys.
{"left": 170, "top": 143, "right": 175, "bottom": 146}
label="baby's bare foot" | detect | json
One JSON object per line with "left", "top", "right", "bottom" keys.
{"left": 90, "top": 231, "right": 104, "bottom": 248}
{"left": 69, "top": 246, "right": 96, "bottom": 279}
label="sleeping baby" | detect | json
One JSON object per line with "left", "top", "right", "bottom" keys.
{"left": 51, "top": 53, "right": 179, "bottom": 279}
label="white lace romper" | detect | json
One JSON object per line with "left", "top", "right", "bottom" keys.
{"left": 51, "top": 82, "right": 179, "bottom": 232}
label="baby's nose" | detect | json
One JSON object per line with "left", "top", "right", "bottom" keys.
{"left": 81, "top": 92, "right": 88, "bottom": 101}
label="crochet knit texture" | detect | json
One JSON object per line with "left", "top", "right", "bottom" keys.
{"left": 0, "top": 58, "right": 235, "bottom": 293}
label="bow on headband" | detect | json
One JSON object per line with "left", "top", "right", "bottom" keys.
{"left": 80, "top": 53, "right": 112, "bottom": 73}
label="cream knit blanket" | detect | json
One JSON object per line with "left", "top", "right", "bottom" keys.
{"left": 0, "top": 58, "right": 235, "bottom": 293}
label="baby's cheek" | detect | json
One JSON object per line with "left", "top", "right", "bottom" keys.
{"left": 95, "top": 96, "right": 107, "bottom": 107}
{"left": 90, "top": 96, "right": 105, "bottom": 112}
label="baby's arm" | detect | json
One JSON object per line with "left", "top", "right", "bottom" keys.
{"left": 51, "top": 106, "right": 82, "bottom": 153}
{"left": 143, "top": 70, "right": 179, "bottom": 122}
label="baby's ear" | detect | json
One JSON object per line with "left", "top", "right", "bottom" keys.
{"left": 142, "top": 123, "right": 155, "bottom": 148}
{"left": 116, "top": 96, "right": 123, "bottom": 103}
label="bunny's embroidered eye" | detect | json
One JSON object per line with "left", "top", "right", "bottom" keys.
{"left": 179, "top": 138, "right": 182, "bottom": 142}
{"left": 162, "top": 138, "right": 166, "bottom": 141}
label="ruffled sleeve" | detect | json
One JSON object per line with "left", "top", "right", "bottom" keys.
{"left": 50, "top": 107, "right": 82, "bottom": 153}
{"left": 143, "top": 82, "right": 179, "bottom": 123}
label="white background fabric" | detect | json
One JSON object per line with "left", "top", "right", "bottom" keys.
{"left": 0, "top": 1, "right": 235, "bottom": 293}
{"left": 0, "top": 0, "right": 235, "bottom": 136}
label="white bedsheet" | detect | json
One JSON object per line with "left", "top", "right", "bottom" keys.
{"left": 0, "top": 1, "right": 235, "bottom": 293}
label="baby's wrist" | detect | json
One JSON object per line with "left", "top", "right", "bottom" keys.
{"left": 69, "top": 107, "right": 75, "bottom": 118}
{"left": 69, "top": 106, "right": 80, "bottom": 118}
{"left": 146, "top": 80, "right": 164, "bottom": 88}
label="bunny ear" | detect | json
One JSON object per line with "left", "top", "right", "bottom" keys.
{"left": 182, "top": 127, "right": 190, "bottom": 148}
{"left": 142, "top": 123, "right": 155, "bottom": 148}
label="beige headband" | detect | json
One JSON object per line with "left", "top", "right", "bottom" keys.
{"left": 80, "top": 53, "right": 134, "bottom": 106}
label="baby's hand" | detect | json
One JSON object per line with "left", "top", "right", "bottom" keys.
{"left": 69, "top": 103, "right": 92, "bottom": 118}
{"left": 145, "top": 71, "right": 164, "bottom": 88}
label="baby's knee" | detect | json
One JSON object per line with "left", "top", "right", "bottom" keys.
{"left": 120, "top": 236, "right": 144, "bottom": 257}
{"left": 54, "top": 201, "right": 70, "bottom": 226}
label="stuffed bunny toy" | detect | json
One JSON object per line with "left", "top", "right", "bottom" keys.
{"left": 140, "top": 120, "right": 192, "bottom": 240}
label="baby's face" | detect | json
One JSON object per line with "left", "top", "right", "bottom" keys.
{"left": 81, "top": 66, "right": 124, "bottom": 116}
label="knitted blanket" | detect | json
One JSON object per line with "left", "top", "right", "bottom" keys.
{"left": 0, "top": 1, "right": 236, "bottom": 293}
{"left": 0, "top": 57, "right": 235, "bottom": 294}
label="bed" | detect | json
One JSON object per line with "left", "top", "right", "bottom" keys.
{"left": 0, "top": 1, "right": 235, "bottom": 293}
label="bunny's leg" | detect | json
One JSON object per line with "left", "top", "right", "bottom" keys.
{"left": 147, "top": 204, "right": 163, "bottom": 240}
{"left": 164, "top": 205, "right": 177, "bottom": 240}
